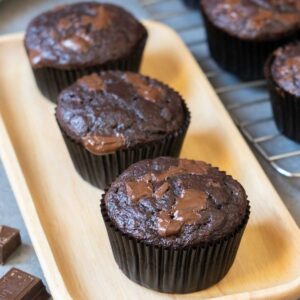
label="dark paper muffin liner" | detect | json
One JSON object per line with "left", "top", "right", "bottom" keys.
{"left": 100, "top": 192, "right": 250, "bottom": 293}
{"left": 28, "top": 35, "right": 147, "bottom": 103}
{"left": 57, "top": 100, "right": 190, "bottom": 190}
{"left": 200, "top": 7, "right": 297, "bottom": 81}
{"left": 265, "top": 55, "right": 300, "bottom": 142}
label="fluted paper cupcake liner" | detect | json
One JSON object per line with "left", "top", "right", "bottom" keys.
{"left": 265, "top": 55, "right": 300, "bottom": 142}
{"left": 28, "top": 35, "right": 147, "bottom": 103}
{"left": 200, "top": 7, "right": 297, "bottom": 81}
{"left": 100, "top": 192, "right": 250, "bottom": 293}
{"left": 57, "top": 100, "right": 190, "bottom": 190}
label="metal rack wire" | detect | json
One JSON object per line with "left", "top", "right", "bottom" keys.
{"left": 139, "top": 0, "right": 300, "bottom": 178}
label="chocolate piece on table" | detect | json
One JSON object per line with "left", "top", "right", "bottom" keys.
{"left": 0, "top": 225, "right": 21, "bottom": 265}
{"left": 0, "top": 268, "right": 50, "bottom": 300}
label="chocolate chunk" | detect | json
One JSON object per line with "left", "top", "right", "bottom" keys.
{"left": 154, "top": 159, "right": 208, "bottom": 182}
{"left": 77, "top": 73, "right": 105, "bottom": 92}
{"left": 61, "top": 36, "right": 91, "bottom": 53}
{"left": 157, "top": 211, "right": 183, "bottom": 237}
{"left": 154, "top": 182, "right": 170, "bottom": 199}
{"left": 0, "top": 268, "right": 50, "bottom": 299}
{"left": 81, "top": 133, "right": 125, "bottom": 154}
{"left": 81, "top": 6, "right": 111, "bottom": 30}
{"left": 0, "top": 226, "right": 21, "bottom": 265}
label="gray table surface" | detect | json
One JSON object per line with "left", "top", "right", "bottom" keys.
{"left": 0, "top": 0, "right": 299, "bottom": 299}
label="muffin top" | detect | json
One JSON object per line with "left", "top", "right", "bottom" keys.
{"left": 270, "top": 43, "right": 300, "bottom": 96}
{"left": 201, "top": 0, "right": 300, "bottom": 40}
{"left": 104, "top": 157, "right": 249, "bottom": 248}
{"left": 24, "top": 2, "right": 147, "bottom": 69}
{"left": 56, "top": 72, "right": 186, "bottom": 154}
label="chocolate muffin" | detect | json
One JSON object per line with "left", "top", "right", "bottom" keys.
{"left": 200, "top": 0, "right": 300, "bottom": 80}
{"left": 101, "top": 157, "right": 250, "bottom": 293}
{"left": 24, "top": 2, "right": 147, "bottom": 102}
{"left": 265, "top": 42, "right": 300, "bottom": 142}
{"left": 56, "top": 71, "right": 190, "bottom": 189}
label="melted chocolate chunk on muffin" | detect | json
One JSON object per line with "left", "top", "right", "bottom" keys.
{"left": 201, "top": 0, "right": 300, "bottom": 40}
{"left": 105, "top": 157, "right": 248, "bottom": 247}
{"left": 270, "top": 43, "right": 300, "bottom": 96}
{"left": 24, "top": 2, "right": 147, "bottom": 68}
{"left": 56, "top": 72, "right": 186, "bottom": 154}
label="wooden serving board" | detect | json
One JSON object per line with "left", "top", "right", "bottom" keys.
{"left": 0, "top": 21, "right": 300, "bottom": 300}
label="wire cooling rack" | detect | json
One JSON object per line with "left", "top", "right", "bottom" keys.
{"left": 139, "top": 0, "right": 300, "bottom": 178}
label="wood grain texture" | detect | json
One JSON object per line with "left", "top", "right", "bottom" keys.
{"left": 0, "top": 22, "right": 300, "bottom": 300}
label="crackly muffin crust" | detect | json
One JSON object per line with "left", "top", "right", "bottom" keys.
{"left": 105, "top": 157, "right": 249, "bottom": 247}
{"left": 24, "top": 2, "right": 147, "bottom": 69}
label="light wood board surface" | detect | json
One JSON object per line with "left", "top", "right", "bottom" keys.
{"left": 0, "top": 21, "right": 300, "bottom": 300}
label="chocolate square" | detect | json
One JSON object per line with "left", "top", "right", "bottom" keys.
{"left": 0, "top": 268, "right": 50, "bottom": 299}
{"left": 0, "top": 225, "right": 21, "bottom": 264}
